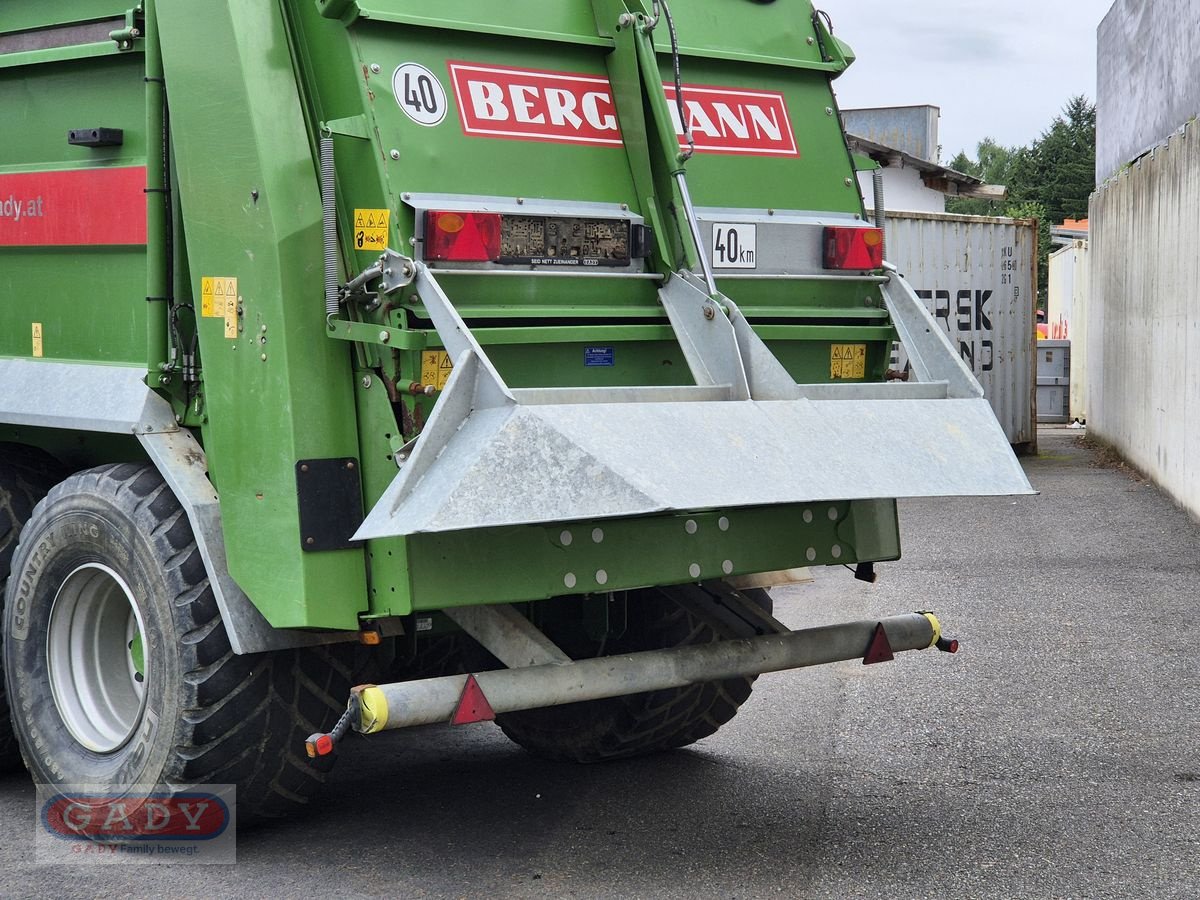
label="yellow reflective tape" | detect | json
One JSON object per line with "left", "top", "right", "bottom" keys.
{"left": 357, "top": 686, "right": 389, "bottom": 734}
{"left": 920, "top": 612, "right": 942, "bottom": 649}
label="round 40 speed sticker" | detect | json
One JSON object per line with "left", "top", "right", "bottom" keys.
{"left": 392, "top": 63, "right": 448, "bottom": 127}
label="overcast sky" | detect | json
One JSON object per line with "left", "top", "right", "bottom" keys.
{"left": 819, "top": 0, "right": 1111, "bottom": 163}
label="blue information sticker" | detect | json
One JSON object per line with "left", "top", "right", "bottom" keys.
{"left": 584, "top": 346, "right": 615, "bottom": 367}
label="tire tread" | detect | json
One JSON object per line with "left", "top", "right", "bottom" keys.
{"left": 4, "top": 462, "right": 359, "bottom": 820}
{"left": 495, "top": 585, "right": 772, "bottom": 763}
{"left": 0, "top": 444, "right": 64, "bottom": 771}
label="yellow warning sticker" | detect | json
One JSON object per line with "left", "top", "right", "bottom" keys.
{"left": 420, "top": 350, "right": 453, "bottom": 390}
{"left": 202, "top": 276, "right": 237, "bottom": 319}
{"left": 31, "top": 322, "right": 43, "bottom": 358}
{"left": 830, "top": 343, "right": 867, "bottom": 380}
{"left": 223, "top": 294, "right": 238, "bottom": 339}
{"left": 354, "top": 208, "right": 391, "bottom": 252}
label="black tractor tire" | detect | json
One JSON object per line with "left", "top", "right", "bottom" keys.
{"left": 0, "top": 443, "right": 64, "bottom": 772}
{"left": 495, "top": 584, "right": 773, "bottom": 763}
{"left": 2, "top": 463, "right": 358, "bottom": 820}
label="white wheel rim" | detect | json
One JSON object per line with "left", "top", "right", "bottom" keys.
{"left": 46, "top": 564, "right": 148, "bottom": 753}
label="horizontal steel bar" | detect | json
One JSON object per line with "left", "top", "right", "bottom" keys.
{"left": 509, "top": 384, "right": 732, "bottom": 405}
{"left": 716, "top": 273, "right": 889, "bottom": 283}
{"left": 755, "top": 325, "right": 896, "bottom": 342}
{"left": 470, "top": 324, "right": 675, "bottom": 345}
{"left": 429, "top": 268, "right": 664, "bottom": 280}
{"left": 358, "top": 613, "right": 940, "bottom": 732}
{"left": 794, "top": 382, "right": 949, "bottom": 401}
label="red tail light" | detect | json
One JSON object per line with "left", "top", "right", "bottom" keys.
{"left": 425, "top": 211, "right": 502, "bottom": 261}
{"left": 823, "top": 226, "right": 884, "bottom": 270}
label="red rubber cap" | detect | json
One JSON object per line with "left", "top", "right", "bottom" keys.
{"left": 305, "top": 733, "right": 335, "bottom": 757}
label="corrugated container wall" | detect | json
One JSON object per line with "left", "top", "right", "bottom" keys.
{"left": 880, "top": 211, "right": 1037, "bottom": 450}
{"left": 1089, "top": 121, "right": 1200, "bottom": 518}
{"left": 1047, "top": 240, "right": 1090, "bottom": 421}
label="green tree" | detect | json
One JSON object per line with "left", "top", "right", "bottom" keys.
{"left": 1027, "top": 96, "right": 1096, "bottom": 224}
{"left": 946, "top": 139, "right": 1020, "bottom": 217}
{"left": 945, "top": 97, "right": 1096, "bottom": 305}
{"left": 1002, "top": 200, "right": 1053, "bottom": 311}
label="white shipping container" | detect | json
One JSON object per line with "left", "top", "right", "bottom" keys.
{"left": 879, "top": 211, "right": 1038, "bottom": 450}
{"left": 1047, "top": 240, "right": 1090, "bottom": 421}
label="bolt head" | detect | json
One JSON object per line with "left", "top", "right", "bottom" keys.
{"left": 702, "top": 305, "right": 716, "bottom": 321}
{"left": 379, "top": 330, "right": 390, "bottom": 343}
{"left": 389, "top": 149, "right": 401, "bottom": 160}
{"left": 370, "top": 63, "right": 381, "bottom": 74}
{"left": 260, "top": 353, "right": 267, "bottom": 361}
{"left": 361, "top": 376, "right": 373, "bottom": 389}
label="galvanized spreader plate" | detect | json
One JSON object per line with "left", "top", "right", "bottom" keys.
{"left": 355, "top": 394, "right": 1032, "bottom": 537}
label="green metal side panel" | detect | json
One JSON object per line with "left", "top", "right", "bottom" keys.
{"left": 282, "top": 0, "right": 900, "bottom": 617}
{"left": 345, "top": 3, "right": 611, "bottom": 48}
{"left": 156, "top": 0, "right": 366, "bottom": 630}
{"left": 666, "top": 55, "right": 861, "bottom": 214}
{"left": 2, "top": 2, "right": 130, "bottom": 33}
{"left": 0, "top": 33, "right": 148, "bottom": 365}
{"left": 404, "top": 501, "right": 900, "bottom": 612}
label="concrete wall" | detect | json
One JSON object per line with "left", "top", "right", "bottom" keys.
{"left": 856, "top": 165, "right": 945, "bottom": 214}
{"left": 1097, "top": 0, "right": 1200, "bottom": 181}
{"left": 1089, "top": 121, "right": 1200, "bottom": 516}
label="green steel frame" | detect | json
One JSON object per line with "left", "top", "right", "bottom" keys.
{"left": 0, "top": 1, "right": 902, "bottom": 635}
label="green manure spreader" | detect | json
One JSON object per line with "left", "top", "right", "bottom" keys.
{"left": 0, "top": 0, "right": 1031, "bottom": 820}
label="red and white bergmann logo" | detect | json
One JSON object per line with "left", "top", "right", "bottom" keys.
{"left": 663, "top": 83, "right": 798, "bottom": 157}
{"left": 448, "top": 62, "right": 623, "bottom": 147}
{"left": 447, "top": 61, "right": 798, "bottom": 158}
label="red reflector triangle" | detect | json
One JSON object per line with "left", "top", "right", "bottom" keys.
{"left": 862, "top": 622, "right": 895, "bottom": 665}
{"left": 451, "top": 674, "right": 496, "bottom": 725}
{"left": 450, "top": 216, "right": 493, "bottom": 261}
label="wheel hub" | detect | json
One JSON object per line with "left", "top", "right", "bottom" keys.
{"left": 46, "top": 564, "right": 149, "bottom": 753}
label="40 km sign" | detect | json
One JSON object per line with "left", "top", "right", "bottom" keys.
{"left": 711, "top": 223, "right": 757, "bottom": 269}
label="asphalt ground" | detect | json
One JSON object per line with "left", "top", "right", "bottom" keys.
{"left": 1, "top": 427, "right": 1197, "bottom": 899}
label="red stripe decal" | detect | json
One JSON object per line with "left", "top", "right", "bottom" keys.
{"left": 0, "top": 167, "right": 148, "bottom": 247}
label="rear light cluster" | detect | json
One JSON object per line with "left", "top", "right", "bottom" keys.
{"left": 423, "top": 210, "right": 647, "bottom": 266}
{"left": 425, "top": 211, "right": 502, "bottom": 262}
{"left": 822, "top": 226, "right": 884, "bottom": 270}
